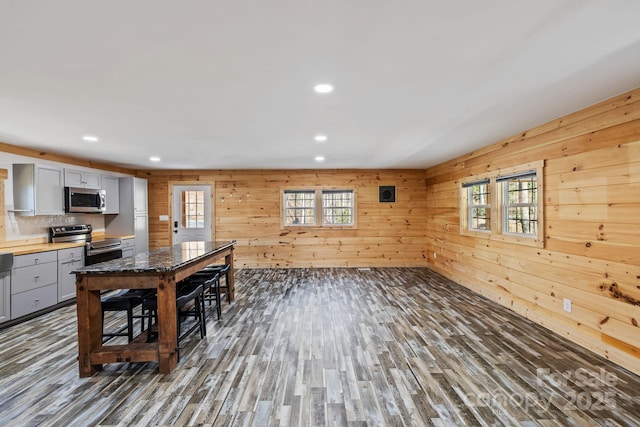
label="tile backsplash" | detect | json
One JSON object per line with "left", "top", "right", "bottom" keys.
{"left": 5, "top": 211, "right": 106, "bottom": 242}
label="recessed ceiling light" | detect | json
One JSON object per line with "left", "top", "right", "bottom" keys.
{"left": 149, "top": 156, "right": 161, "bottom": 162}
{"left": 315, "top": 156, "right": 325, "bottom": 162}
{"left": 82, "top": 135, "right": 98, "bottom": 143}
{"left": 314, "top": 134, "right": 328, "bottom": 142}
{"left": 313, "top": 84, "right": 334, "bottom": 94}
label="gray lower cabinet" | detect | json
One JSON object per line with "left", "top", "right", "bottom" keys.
{"left": 0, "top": 272, "right": 10, "bottom": 324}
{"left": 57, "top": 247, "right": 84, "bottom": 302}
{"left": 11, "top": 251, "right": 58, "bottom": 319}
{"left": 11, "top": 284, "right": 57, "bottom": 319}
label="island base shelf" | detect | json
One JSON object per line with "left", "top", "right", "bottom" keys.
{"left": 90, "top": 342, "right": 162, "bottom": 366}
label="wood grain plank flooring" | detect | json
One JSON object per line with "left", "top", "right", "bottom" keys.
{"left": 0, "top": 268, "right": 638, "bottom": 426}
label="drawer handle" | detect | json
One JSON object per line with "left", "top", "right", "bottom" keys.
{"left": 34, "top": 275, "right": 40, "bottom": 281}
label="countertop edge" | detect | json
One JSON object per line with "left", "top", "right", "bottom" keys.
{"left": 1, "top": 242, "right": 86, "bottom": 256}
{"left": 73, "top": 241, "right": 235, "bottom": 275}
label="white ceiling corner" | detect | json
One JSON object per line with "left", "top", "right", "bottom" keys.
{"left": 0, "top": 0, "right": 639, "bottom": 170}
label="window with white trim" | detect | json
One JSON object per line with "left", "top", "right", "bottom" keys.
{"left": 498, "top": 171, "right": 538, "bottom": 236}
{"left": 460, "top": 161, "right": 543, "bottom": 247}
{"left": 283, "top": 190, "right": 316, "bottom": 225}
{"left": 322, "top": 190, "right": 354, "bottom": 225}
{"left": 463, "top": 179, "right": 491, "bottom": 231}
{"left": 282, "top": 188, "right": 356, "bottom": 228}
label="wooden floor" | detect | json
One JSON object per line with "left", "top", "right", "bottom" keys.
{"left": 0, "top": 268, "right": 638, "bottom": 426}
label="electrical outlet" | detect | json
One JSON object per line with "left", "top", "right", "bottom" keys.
{"left": 563, "top": 298, "right": 572, "bottom": 313}
{"left": 433, "top": 252, "right": 437, "bottom": 259}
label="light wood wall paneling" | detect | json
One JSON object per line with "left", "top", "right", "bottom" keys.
{"left": 448, "top": 241, "right": 639, "bottom": 339}
{"left": 427, "top": 117, "right": 640, "bottom": 187}
{"left": 426, "top": 92, "right": 640, "bottom": 181}
{"left": 141, "top": 169, "right": 428, "bottom": 269}
{"left": 544, "top": 140, "right": 640, "bottom": 175}
{"left": 424, "top": 86, "right": 640, "bottom": 376}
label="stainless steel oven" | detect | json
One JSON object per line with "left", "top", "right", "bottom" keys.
{"left": 49, "top": 224, "right": 123, "bottom": 265}
{"left": 85, "top": 238, "right": 123, "bottom": 265}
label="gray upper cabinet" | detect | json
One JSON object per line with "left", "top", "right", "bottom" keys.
{"left": 12, "top": 164, "right": 64, "bottom": 216}
{"left": 101, "top": 175, "right": 120, "bottom": 214}
{"left": 133, "top": 177, "right": 148, "bottom": 213}
{"left": 64, "top": 168, "right": 101, "bottom": 189}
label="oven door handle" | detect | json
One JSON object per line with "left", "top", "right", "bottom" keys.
{"left": 87, "top": 247, "right": 123, "bottom": 256}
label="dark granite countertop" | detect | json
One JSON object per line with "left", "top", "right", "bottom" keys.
{"left": 73, "top": 240, "right": 235, "bottom": 274}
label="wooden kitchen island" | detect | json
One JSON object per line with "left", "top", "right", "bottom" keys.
{"left": 73, "top": 240, "right": 235, "bottom": 377}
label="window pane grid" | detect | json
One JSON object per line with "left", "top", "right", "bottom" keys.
{"left": 505, "top": 208, "right": 538, "bottom": 234}
{"left": 284, "top": 191, "right": 316, "bottom": 225}
{"left": 468, "top": 183, "right": 490, "bottom": 231}
{"left": 322, "top": 191, "right": 353, "bottom": 225}
{"left": 182, "top": 190, "right": 205, "bottom": 228}
{"left": 283, "top": 189, "right": 355, "bottom": 227}
{"left": 503, "top": 176, "right": 537, "bottom": 235}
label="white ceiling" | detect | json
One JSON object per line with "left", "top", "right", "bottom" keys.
{"left": 1, "top": 1, "right": 640, "bottom": 170}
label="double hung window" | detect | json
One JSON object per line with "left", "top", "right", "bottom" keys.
{"left": 460, "top": 161, "right": 543, "bottom": 247}
{"left": 322, "top": 190, "right": 354, "bottom": 225}
{"left": 499, "top": 171, "right": 538, "bottom": 236}
{"left": 463, "top": 179, "right": 491, "bottom": 231}
{"left": 283, "top": 189, "right": 355, "bottom": 228}
{"left": 283, "top": 190, "right": 316, "bottom": 225}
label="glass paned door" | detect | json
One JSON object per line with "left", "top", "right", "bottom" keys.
{"left": 172, "top": 185, "right": 212, "bottom": 244}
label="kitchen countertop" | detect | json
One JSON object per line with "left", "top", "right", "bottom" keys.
{"left": 0, "top": 233, "right": 136, "bottom": 257}
{"left": 0, "top": 242, "right": 86, "bottom": 256}
{"left": 74, "top": 240, "right": 235, "bottom": 274}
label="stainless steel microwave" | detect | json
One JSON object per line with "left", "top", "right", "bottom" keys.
{"left": 64, "top": 187, "right": 106, "bottom": 213}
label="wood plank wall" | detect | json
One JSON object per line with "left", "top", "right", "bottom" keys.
{"left": 140, "top": 170, "right": 428, "bottom": 268}
{"left": 425, "top": 87, "right": 640, "bottom": 375}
